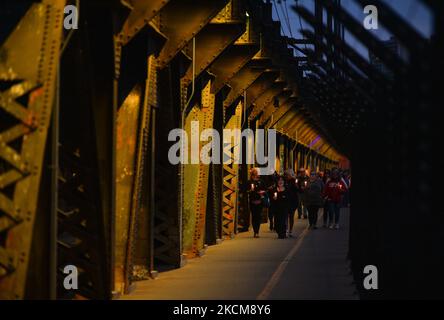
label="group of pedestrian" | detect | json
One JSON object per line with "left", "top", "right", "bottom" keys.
{"left": 246, "top": 167, "right": 350, "bottom": 239}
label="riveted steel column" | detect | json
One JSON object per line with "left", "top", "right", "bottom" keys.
{"left": 0, "top": 0, "right": 66, "bottom": 299}
{"left": 222, "top": 100, "right": 242, "bottom": 238}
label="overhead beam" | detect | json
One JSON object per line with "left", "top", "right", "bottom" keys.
{"left": 119, "top": 0, "right": 171, "bottom": 45}
{"left": 156, "top": 0, "right": 229, "bottom": 69}
{"left": 223, "top": 58, "right": 271, "bottom": 108}
{"left": 248, "top": 79, "right": 286, "bottom": 120}
{"left": 259, "top": 88, "right": 293, "bottom": 126}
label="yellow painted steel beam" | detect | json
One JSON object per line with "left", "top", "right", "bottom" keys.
{"left": 288, "top": 118, "right": 308, "bottom": 138}
{"left": 322, "top": 145, "right": 333, "bottom": 158}
{"left": 285, "top": 112, "right": 304, "bottom": 130}
{"left": 305, "top": 131, "right": 319, "bottom": 146}
{"left": 299, "top": 126, "right": 313, "bottom": 145}
{"left": 279, "top": 117, "right": 338, "bottom": 163}
{"left": 300, "top": 128, "right": 316, "bottom": 145}
{"left": 284, "top": 104, "right": 342, "bottom": 161}
{"left": 114, "top": 53, "right": 158, "bottom": 294}
{"left": 266, "top": 96, "right": 297, "bottom": 128}
{"left": 0, "top": 0, "right": 66, "bottom": 299}
{"left": 248, "top": 79, "right": 286, "bottom": 121}
{"left": 207, "top": 7, "right": 262, "bottom": 94}
{"left": 182, "top": 1, "right": 246, "bottom": 83}
{"left": 298, "top": 126, "right": 312, "bottom": 142}
{"left": 294, "top": 124, "right": 311, "bottom": 145}
{"left": 119, "top": 0, "right": 171, "bottom": 45}
{"left": 209, "top": 43, "right": 260, "bottom": 94}
{"left": 156, "top": 0, "right": 229, "bottom": 69}
{"left": 259, "top": 88, "right": 292, "bottom": 126}
{"left": 319, "top": 142, "right": 332, "bottom": 155}
{"left": 274, "top": 111, "right": 300, "bottom": 133}
{"left": 223, "top": 57, "right": 271, "bottom": 108}
{"left": 115, "top": 84, "right": 143, "bottom": 294}
{"left": 222, "top": 101, "right": 242, "bottom": 238}
{"left": 245, "top": 70, "right": 280, "bottom": 119}
{"left": 182, "top": 22, "right": 245, "bottom": 82}
{"left": 182, "top": 81, "right": 215, "bottom": 258}
{"left": 310, "top": 136, "right": 324, "bottom": 150}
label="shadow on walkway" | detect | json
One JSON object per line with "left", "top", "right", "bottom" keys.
{"left": 121, "top": 208, "right": 358, "bottom": 300}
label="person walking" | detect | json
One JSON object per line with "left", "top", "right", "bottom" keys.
{"left": 305, "top": 172, "right": 325, "bottom": 229}
{"left": 271, "top": 176, "right": 290, "bottom": 239}
{"left": 321, "top": 169, "right": 331, "bottom": 228}
{"left": 266, "top": 171, "right": 280, "bottom": 231}
{"left": 284, "top": 169, "right": 299, "bottom": 237}
{"left": 296, "top": 168, "right": 309, "bottom": 219}
{"left": 323, "top": 168, "right": 346, "bottom": 229}
{"left": 247, "top": 167, "right": 266, "bottom": 238}
{"left": 341, "top": 170, "right": 351, "bottom": 208}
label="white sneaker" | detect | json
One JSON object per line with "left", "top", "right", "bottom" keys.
{"left": 334, "top": 224, "right": 340, "bottom": 229}
{"left": 329, "top": 224, "right": 334, "bottom": 229}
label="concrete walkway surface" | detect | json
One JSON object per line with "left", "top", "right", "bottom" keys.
{"left": 121, "top": 208, "right": 358, "bottom": 300}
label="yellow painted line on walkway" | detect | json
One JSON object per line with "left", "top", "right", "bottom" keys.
{"left": 256, "top": 227, "right": 310, "bottom": 300}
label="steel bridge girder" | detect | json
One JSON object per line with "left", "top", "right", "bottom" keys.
{"left": 156, "top": 0, "right": 229, "bottom": 69}
{"left": 209, "top": 43, "right": 260, "bottom": 94}
{"left": 119, "top": 0, "right": 171, "bottom": 45}
{"left": 182, "top": 21, "right": 245, "bottom": 83}
{"left": 248, "top": 80, "right": 287, "bottom": 121}
{"left": 259, "top": 88, "right": 293, "bottom": 126}
{"left": 0, "top": 0, "right": 66, "bottom": 299}
{"left": 223, "top": 57, "right": 271, "bottom": 108}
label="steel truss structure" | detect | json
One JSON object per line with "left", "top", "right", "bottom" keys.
{"left": 1, "top": 0, "right": 441, "bottom": 299}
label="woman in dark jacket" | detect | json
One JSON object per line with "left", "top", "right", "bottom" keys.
{"left": 247, "top": 167, "right": 266, "bottom": 238}
{"left": 305, "top": 172, "right": 325, "bottom": 229}
{"left": 271, "top": 176, "right": 290, "bottom": 239}
{"left": 284, "top": 169, "right": 299, "bottom": 237}
{"left": 266, "top": 171, "right": 280, "bottom": 230}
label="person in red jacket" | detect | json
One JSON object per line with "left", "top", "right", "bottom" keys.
{"left": 323, "top": 168, "right": 346, "bottom": 229}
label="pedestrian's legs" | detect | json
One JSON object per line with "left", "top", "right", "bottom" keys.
{"left": 307, "top": 206, "right": 314, "bottom": 226}
{"left": 251, "top": 205, "right": 262, "bottom": 235}
{"left": 302, "top": 200, "right": 308, "bottom": 218}
{"left": 323, "top": 201, "right": 330, "bottom": 226}
{"left": 299, "top": 199, "right": 307, "bottom": 219}
{"left": 328, "top": 202, "right": 335, "bottom": 227}
{"left": 268, "top": 207, "right": 274, "bottom": 230}
{"left": 276, "top": 211, "right": 286, "bottom": 238}
{"left": 308, "top": 206, "right": 319, "bottom": 227}
{"left": 288, "top": 207, "right": 295, "bottom": 233}
{"left": 297, "top": 199, "right": 303, "bottom": 219}
{"left": 311, "top": 207, "right": 319, "bottom": 227}
{"left": 334, "top": 203, "right": 340, "bottom": 225}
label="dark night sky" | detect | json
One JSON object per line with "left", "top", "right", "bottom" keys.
{"left": 271, "top": 0, "right": 433, "bottom": 60}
